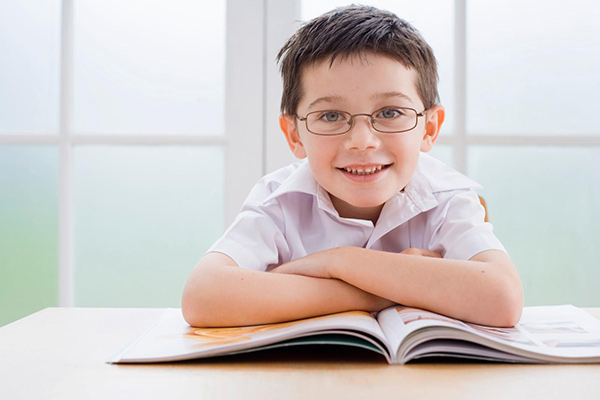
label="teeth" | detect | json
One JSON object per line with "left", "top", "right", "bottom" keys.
{"left": 344, "top": 165, "right": 384, "bottom": 175}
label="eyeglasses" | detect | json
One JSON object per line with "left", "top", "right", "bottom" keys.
{"left": 296, "top": 107, "right": 427, "bottom": 136}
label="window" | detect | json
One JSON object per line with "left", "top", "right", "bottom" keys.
{"left": 0, "top": 0, "right": 265, "bottom": 325}
{"left": 2, "top": 0, "right": 598, "bottom": 326}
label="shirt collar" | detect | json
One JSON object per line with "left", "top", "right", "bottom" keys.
{"left": 370, "top": 154, "right": 482, "bottom": 244}
{"left": 415, "top": 153, "right": 482, "bottom": 193}
{"left": 264, "top": 154, "right": 481, "bottom": 222}
{"left": 403, "top": 153, "right": 482, "bottom": 212}
{"left": 264, "top": 160, "right": 319, "bottom": 201}
{"left": 264, "top": 161, "right": 366, "bottom": 224}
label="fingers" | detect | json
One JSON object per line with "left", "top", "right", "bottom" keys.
{"left": 401, "top": 248, "right": 442, "bottom": 258}
{"left": 421, "top": 249, "right": 442, "bottom": 258}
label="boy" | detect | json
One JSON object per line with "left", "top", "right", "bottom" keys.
{"left": 182, "top": 5, "right": 523, "bottom": 328}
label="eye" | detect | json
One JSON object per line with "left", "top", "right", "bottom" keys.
{"left": 318, "top": 111, "right": 345, "bottom": 122}
{"left": 377, "top": 108, "right": 405, "bottom": 119}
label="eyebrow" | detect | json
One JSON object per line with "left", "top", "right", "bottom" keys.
{"left": 370, "top": 91, "right": 414, "bottom": 104}
{"left": 307, "top": 95, "right": 345, "bottom": 110}
{"left": 307, "top": 91, "right": 415, "bottom": 110}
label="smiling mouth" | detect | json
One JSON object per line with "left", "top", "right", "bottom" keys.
{"left": 340, "top": 164, "right": 390, "bottom": 176}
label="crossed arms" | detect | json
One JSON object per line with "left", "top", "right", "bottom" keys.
{"left": 181, "top": 247, "right": 523, "bottom": 328}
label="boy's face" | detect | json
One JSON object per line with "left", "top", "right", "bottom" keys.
{"left": 280, "top": 53, "right": 444, "bottom": 222}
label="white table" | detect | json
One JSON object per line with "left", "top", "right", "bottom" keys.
{"left": 1, "top": 307, "right": 599, "bottom": 400}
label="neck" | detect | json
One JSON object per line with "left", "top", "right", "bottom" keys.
{"left": 330, "top": 195, "right": 384, "bottom": 225}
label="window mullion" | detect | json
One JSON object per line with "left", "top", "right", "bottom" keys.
{"left": 58, "top": 0, "right": 74, "bottom": 307}
{"left": 454, "top": 0, "right": 467, "bottom": 173}
{"left": 264, "top": 0, "right": 301, "bottom": 174}
{"left": 225, "top": 0, "right": 266, "bottom": 225}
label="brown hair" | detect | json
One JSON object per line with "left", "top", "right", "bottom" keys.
{"left": 276, "top": 5, "right": 440, "bottom": 115}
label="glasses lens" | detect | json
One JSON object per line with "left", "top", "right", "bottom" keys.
{"left": 306, "top": 111, "right": 351, "bottom": 135}
{"left": 372, "top": 108, "right": 417, "bottom": 133}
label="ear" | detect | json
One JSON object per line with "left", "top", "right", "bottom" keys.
{"left": 420, "top": 105, "right": 445, "bottom": 153}
{"left": 279, "top": 114, "right": 307, "bottom": 159}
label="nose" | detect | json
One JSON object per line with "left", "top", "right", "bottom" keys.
{"left": 344, "top": 114, "right": 381, "bottom": 151}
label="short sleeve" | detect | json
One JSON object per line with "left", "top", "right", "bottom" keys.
{"left": 427, "top": 189, "right": 506, "bottom": 260}
{"left": 207, "top": 199, "right": 291, "bottom": 271}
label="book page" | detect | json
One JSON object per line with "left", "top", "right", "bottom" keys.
{"left": 376, "top": 305, "right": 479, "bottom": 358}
{"left": 109, "top": 308, "right": 392, "bottom": 363}
{"left": 377, "top": 304, "right": 600, "bottom": 362}
{"left": 511, "top": 305, "right": 600, "bottom": 358}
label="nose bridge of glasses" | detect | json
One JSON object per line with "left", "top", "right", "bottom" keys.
{"left": 348, "top": 112, "right": 377, "bottom": 129}
{"left": 346, "top": 113, "right": 381, "bottom": 147}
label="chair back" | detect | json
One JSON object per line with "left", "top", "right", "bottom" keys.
{"left": 478, "top": 196, "right": 489, "bottom": 223}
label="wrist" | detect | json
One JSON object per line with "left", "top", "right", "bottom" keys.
{"left": 327, "top": 246, "right": 362, "bottom": 280}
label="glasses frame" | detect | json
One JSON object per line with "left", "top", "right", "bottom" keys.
{"left": 296, "top": 107, "right": 428, "bottom": 136}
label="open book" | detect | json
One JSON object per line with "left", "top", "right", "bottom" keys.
{"left": 109, "top": 305, "right": 600, "bottom": 364}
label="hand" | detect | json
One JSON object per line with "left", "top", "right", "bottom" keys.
{"left": 271, "top": 247, "right": 441, "bottom": 279}
{"left": 271, "top": 247, "right": 345, "bottom": 279}
{"left": 400, "top": 248, "right": 442, "bottom": 258}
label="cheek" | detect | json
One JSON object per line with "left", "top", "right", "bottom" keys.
{"left": 304, "top": 138, "right": 339, "bottom": 161}
{"left": 388, "top": 136, "right": 421, "bottom": 159}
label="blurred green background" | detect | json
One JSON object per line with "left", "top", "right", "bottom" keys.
{"left": 1, "top": 146, "right": 224, "bottom": 326}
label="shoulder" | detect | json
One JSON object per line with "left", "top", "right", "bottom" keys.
{"left": 410, "top": 156, "right": 504, "bottom": 259}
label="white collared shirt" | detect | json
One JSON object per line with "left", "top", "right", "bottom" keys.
{"left": 208, "top": 153, "right": 506, "bottom": 271}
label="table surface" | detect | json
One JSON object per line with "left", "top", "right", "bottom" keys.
{"left": 1, "top": 307, "right": 599, "bottom": 400}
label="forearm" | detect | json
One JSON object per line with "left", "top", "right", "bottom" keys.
{"left": 182, "top": 264, "right": 394, "bottom": 327}
{"left": 274, "top": 247, "right": 523, "bottom": 327}
{"left": 329, "top": 247, "right": 523, "bottom": 327}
